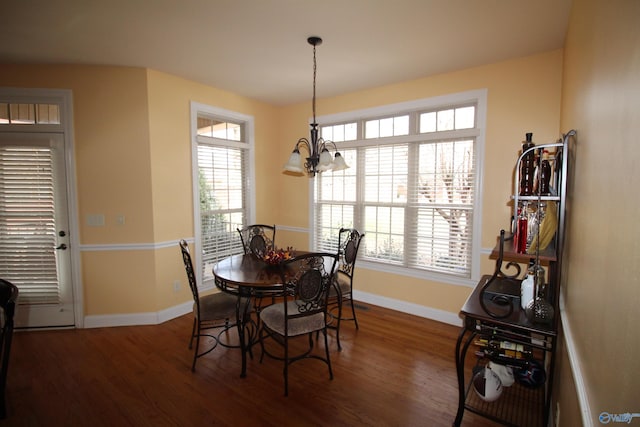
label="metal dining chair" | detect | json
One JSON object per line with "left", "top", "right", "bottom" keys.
{"left": 178, "top": 240, "right": 243, "bottom": 371}
{"left": 237, "top": 224, "right": 278, "bottom": 310}
{"left": 0, "top": 279, "right": 18, "bottom": 419}
{"left": 328, "top": 228, "right": 364, "bottom": 350}
{"left": 259, "top": 252, "right": 339, "bottom": 396}
{"left": 236, "top": 224, "right": 276, "bottom": 258}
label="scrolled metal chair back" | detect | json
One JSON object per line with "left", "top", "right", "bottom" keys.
{"left": 237, "top": 224, "right": 276, "bottom": 257}
{"left": 179, "top": 240, "right": 200, "bottom": 306}
{"left": 280, "top": 253, "right": 337, "bottom": 316}
{"left": 337, "top": 228, "right": 364, "bottom": 276}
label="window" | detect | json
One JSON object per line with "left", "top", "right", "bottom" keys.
{"left": 313, "top": 90, "right": 486, "bottom": 283}
{"left": 0, "top": 102, "right": 61, "bottom": 124}
{"left": 191, "top": 103, "right": 254, "bottom": 286}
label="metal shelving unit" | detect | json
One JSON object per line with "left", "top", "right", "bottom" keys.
{"left": 453, "top": 130, "right": 576, "bottom": 427}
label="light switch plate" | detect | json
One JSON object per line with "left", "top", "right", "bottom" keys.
{"left": 87, "top": 214, "right": 105, "bottom": 227}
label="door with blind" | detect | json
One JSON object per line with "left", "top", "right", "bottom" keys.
{"left": 0, "top": 132, "right": 74, "bottom": 328}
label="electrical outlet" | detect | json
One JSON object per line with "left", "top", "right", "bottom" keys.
{"left": 173, "top": 280, "right": 181, "bottom": 292}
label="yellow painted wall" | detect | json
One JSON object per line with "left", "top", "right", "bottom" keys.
{"left": 144, "top": 69, "right": 281, "bottom": 309}
{"left": 0, "top": 64, "right": 160, "bottom": 315}
{"left": 0, "top": 50, "right": 563, "bottom": 320}
{"left": 556, "top": 0, "right": 640, "bottom": 424}
{"left": 277, "top": 50, "right": 564, "bottom": 313}
{"left": 0, "top": 64, "right": 280, "bottom": 315}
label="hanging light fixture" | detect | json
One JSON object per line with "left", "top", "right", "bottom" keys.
{"left": 283, "top": 36, "right": 349, "bottom": 176}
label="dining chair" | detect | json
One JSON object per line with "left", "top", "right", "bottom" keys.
{"left": 179, "top": 240, "right": 243, "bottom": 371}
{"left": 236, "top": 224, "right": 276, "bottom": 258}
{"left": 0, "top": 279, "right": 18, "bottom": 419}
{"left": 328, "top": 228, "right": 365, "bottom": 350}
{"left": 259, "top": 252, "right": 339, "bottom": 396}
{"left": 237, "top": 224, "right": 278, "bottom": 310}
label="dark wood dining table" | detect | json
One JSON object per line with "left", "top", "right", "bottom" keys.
{"left": 212, "top": 253, "right": 285, "bottom": 377}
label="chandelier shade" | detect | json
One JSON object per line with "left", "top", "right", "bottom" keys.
{"left": 283, "top": 36, "right": 349, "bottom": 177}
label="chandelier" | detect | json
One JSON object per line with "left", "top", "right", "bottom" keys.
{"left": 283, "top": 36, "right": 349, "bottom": 176}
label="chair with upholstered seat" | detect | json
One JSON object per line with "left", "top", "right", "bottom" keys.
{"left": 179, "top": 240, "right": 243, "bottom": 371}
{"left": 259, "top": 252, "right": 338, "bottom": 396}
{"left": 328, "top": 228, "right": 364, "bottom": 350}
{"left": 0, "top": 279, "right": 18, "bottom": 419}
{"left": 237, "top": 224, "right": 276, "bottom": 258}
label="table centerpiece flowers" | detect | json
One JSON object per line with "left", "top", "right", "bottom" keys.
{"left": 261, "top": 247, "right": 294, "bottom": 265}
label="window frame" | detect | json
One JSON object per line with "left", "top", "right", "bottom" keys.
{"left": 190, "top": 102, "right": 255, "bottom": 290}
{"left": 310, "top": 89, "right": 487, "bottom": 287}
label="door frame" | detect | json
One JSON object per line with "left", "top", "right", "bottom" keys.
{"left": 0, "top": 87, "right": 83, "bottom": 328}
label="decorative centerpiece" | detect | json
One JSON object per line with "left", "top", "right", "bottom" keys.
{"left": 261, "top": 247, "right": 294, "bottom": 265}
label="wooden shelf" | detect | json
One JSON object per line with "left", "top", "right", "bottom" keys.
{"left": 489, "top": 236, "right": 557, "bottom": 265}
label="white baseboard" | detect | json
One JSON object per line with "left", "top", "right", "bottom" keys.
{"left": 559, "top": 293, "right": 593, "bottom": 427}
{"left": 83, "top": 301, "right": 192, "bottom": 329}
{"left": 353, "top": 290, "right": 463, "bottom": 327}
{"left": 83, "top": 291, "right": 461, "bottom": 330}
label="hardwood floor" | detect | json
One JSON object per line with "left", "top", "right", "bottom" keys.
{"left": 7, "top": 303, "right": 498, "bottom": 427}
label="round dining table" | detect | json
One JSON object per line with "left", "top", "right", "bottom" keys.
{"left": 212, "top": 253, "right": 285, "bottom": 377}
{"left": 213, "top": 251, "right": 339, "bottom": 378}
{"left": 213, "top": 253, "right": 284, "bottom": 294}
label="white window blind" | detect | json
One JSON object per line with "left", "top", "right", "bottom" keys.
{"left": 313, "top": 93, "right": 483, "bottom": 280}
{"left": 0, "top": 145, "right": 60, "bottom": 303}
{"left": 196, "top": 116, "right": 249, "bottom": 281}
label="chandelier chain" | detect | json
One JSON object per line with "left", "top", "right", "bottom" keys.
{"left": 312, "top": 42, "right": 317, "bottom": 124}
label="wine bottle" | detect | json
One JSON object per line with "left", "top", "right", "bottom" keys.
{"left": 520, "top": 133, "right": 535, "bottom": 196}
{"left": 539, "top": 150, "right": 552, "bottom": 195}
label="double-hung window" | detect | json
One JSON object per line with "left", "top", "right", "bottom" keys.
{"left": 191, "top": 103, "right": 254, "bottom": 286}
{"left": 313, "top": 90, "right": 486, "bottom": 284}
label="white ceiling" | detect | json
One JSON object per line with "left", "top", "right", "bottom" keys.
{"left": 0, "top": 0, "right": 572, "bottom": 106}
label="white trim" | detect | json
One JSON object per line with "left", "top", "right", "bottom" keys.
{"left": 276, "top": 224, "right": 309, "bottom": 234}
{"left": 356, "top": 260, "right": 477, "bottom": 288}
{"left": 353, "top": 289, "right": 462, "bottom": 327}
{"left": 84, "top": 300, "right": 192, "bottom": 328}
{"left": 189, "top": 101, "right": 255, "bottom": 287}
{"left": 310, "top": 89, "right": 488, "bottom": 284}
{"left": 560, "top": 292, "right": 593, "bottom": 427}
{"left": 81, "top": 290, "right": 461, "bottom": 329}
{"left": 79, "top": 238, "right": 192, "bottom": 252}
{"left": 0, "top": 87, "right": 84, "bottom": 328}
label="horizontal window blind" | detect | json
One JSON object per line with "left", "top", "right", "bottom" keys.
{"left": 0, "top": 146, "right": 60, "bottom": 304}
{"left": 314, "top": 97, "right": 480, "bottom": 279}
{"left": 197, "top": 139, "right": 247, "bottom": 279}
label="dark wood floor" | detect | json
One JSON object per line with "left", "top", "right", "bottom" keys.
{"left": 7, "top": 303, "right": 498, "bottom": 427}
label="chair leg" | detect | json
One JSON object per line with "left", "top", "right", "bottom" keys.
{"left": 283, "top": 334, "right": 289, "bottom": 397}
{"left": 336, "top": 297, "right": 343, "bottom": 351}
{"left": 191, "top": 322, "right": 200, "bottom": 372}
{"left": 350, "top": 296, "right": 359, "bottom": 330}
{"left": 188, "top": 317, "right": 197, "bottom": 349}
{"left": 323, "top": 328, "right": 334, "bottom": 380}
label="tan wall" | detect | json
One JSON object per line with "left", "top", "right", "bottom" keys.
{"left": 0, "top": 64, "right": 159, "bottom": 315}
{"left": 144, "top": 69, "right": 281, "bottom": 309}
{"left": 0, "top": 64, "right": 279, "bottom": 315}
{"left": 0, "top": 50, "right": 564, "bottom": 320}
{"left": 556, "top": 0, "right": 640, "bottom": 424}
{"left": 277, "top": 50, "right": 564, "bottom": 313}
